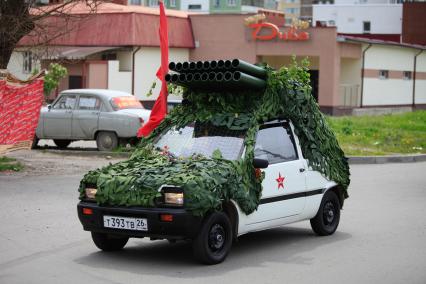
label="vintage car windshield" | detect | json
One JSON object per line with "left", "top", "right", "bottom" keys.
{"left": 110, "top": 96, "right": 144, "bottom": 110}
{"left": 155, "top": 122, "right": 246, "bottom": 160}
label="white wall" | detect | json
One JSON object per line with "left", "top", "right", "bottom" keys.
{"left": 364, "top": 45, "right": 416, "bottom": 70}
{"left": 116, "top": 51, "right": 132, "bottom": 71}
{"left": 313, "top": 4, "right": 402, "bottom": 34}
{"left": 340, "top": 58, "right": 362, "bottom": 106}
{"left": 180, "top": 0, "right": 209, "bottom": 12}
{"left": 7, "top": 50, "right": 41, "bottom": 80}
{"left": 414, "top": 52, "right": 426, "bottom": 104}
{"left": 108, "top": 61, "right": 132, "bottom": 94}
{"left": 335, "top": 0, "right": 397, "bottom": 3}
{"left": 134, "top": 47, "right": 189, "bottom": 101}
{"left": 363, "top": 45, "right": 418, "bottom": 106}
{"left": 363, "top": 79, "right": 413, "bottom": 105}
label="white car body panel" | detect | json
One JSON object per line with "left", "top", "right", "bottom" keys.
{"left": 235, "top": 121, "right": 339, "bottom": 237}
{"left": 115, "top": 109, "right": 151, "bottom": 122}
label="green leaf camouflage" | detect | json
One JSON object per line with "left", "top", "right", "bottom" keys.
{"left": 79, "top": 59, "right": 350, "bottom": 217}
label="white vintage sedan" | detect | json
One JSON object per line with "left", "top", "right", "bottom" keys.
{"left": 34, "top": 89, "right": 151, "bottom": 151}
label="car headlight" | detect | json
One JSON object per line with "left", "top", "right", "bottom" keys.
{"left": 85, "top": 187, "right": 97, "bottom": 200}
{"left": 164, "top": 192, "right": 184, "bottom": 206}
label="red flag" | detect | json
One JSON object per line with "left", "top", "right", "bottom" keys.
{"left": 137, "top": 1, "right": 169, "bottom": 138}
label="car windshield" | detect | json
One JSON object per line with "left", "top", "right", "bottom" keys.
{"left": 154, "top": 122, "right": 246, "bottom": 160}
{"left": 110, "top": 96, "right": 143, "bottom": 110}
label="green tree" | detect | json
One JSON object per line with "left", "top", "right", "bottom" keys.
{"left": 44, "top": 63, "right": 67, "bottom": 99}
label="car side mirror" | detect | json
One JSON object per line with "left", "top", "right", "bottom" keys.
{"left": 47, "top": 104, "right": 52, "bottom": 111}
{"left": 253, "top": 158, "right": 268, "bottom": 169}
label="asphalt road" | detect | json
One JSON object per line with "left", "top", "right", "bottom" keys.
{"left": 0, "top": 161, "right": 426, "bottom": 284}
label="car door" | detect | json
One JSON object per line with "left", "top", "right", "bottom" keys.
{"left": 43, "top": 94, "right": 76, "bottom": 138}
{"left": 72, "top": 95, "right": 101, "bottom": 139}
{"left": 244, "top": 121, "right": 307, "bottom": 227}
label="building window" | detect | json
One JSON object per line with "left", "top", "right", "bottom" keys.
{"left": 379, "top": 70, "right": 389, "bottom": 80}
{"left": 129, "top": 0, "right": 142, "bottom": 4}
{"left": 170, "top": 0, "right": 176, "bottom": 7}
{"left": 227, "top": 0, "right": 236, "bottom": 6}
{"left": 363, "top": 21, "right": 371, "bottom": 34}
{"left": 149, "top": 0, "right": 158, "bottom": 6}
{"left": 403, "top": 71, "right": 412, "bottom": 80}
{"left": 328, "top": 20, "right": 335, "bottom": 26}
{"left": 188, "top": 4, "right": 201, "bottom": 9}
{"left": 213, "top": 0, "right": 220, "bottom": 7}
{"left": 23, "top": 51, "right": 32, "bottom": 74}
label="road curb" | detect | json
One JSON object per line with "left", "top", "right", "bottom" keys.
{"left": 36, "top": 149, "right": 426, "bottom": 165}
{"left": 36, "top": 149, "right": 131, "bottom": 159}
{"left": 348, "top": 154, "right": 426, "bottom": 164}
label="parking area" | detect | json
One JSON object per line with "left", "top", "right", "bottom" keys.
{"left": 0, "top": 152, "right": 425, "bottom": 284}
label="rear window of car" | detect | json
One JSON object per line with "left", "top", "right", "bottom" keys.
{"left": 78, "top": 96, "right": 101, "bottom": 110}
{"left": 110, "top": 96, "right": 143, "bottom": 110}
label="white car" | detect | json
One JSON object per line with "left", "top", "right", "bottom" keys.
{"left": 78, "top": 119, "right": 346, "bottom": 264}
{"left": 34, "top": 89, "right": 151, "bottom": 151}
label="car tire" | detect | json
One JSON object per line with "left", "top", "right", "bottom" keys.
{"left": 91, "top": 232, "right": 129, "bottom": 251}
{"left": 53, "top": 139, "right": 71, "bottom": 149}
{"left": 310, "top": 190, "right": 341, "bottom": 236}
{"left": 192, "top": 212, "right": 233, "bottom": 265}
{"left": 31, "top": 136, "right": 39, "bottom": 149}
{"left": 96, "top": 131, "right": 118, "bottom": 151}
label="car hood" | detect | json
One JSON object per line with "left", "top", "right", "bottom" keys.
{"left": 79, "top": 147, "right": 261, "bottom": 216}
{"left": 115, "top": 109, "right": 151, "bottom": 121}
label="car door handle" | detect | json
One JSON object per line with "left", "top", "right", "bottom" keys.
{"left": 299, "top": 168, "right": 305, "bottom": 173}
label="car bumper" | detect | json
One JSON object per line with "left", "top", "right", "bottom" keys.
{"left": 77, "top": 201, "right": 203, "bottom": 240}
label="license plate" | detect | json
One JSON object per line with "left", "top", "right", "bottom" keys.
{"left": 103, "top": 215, "right": 148, "bottom": 231}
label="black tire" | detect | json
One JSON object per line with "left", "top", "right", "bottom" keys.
{"left": 310, "top": 190, "right": 341, "bottom": 236}
{"left": 53, "top": 139, "right": 71, "bottom": 149}
{"left": 96, "top": 131, "right": 118, "bottom": 151}
{"left": 91, "top": 232, "right": 129, "bottom": 251}
{"left": 192, "top": 212, "right": 233, "bottom": 265}
{"left": 31, "top": 136, "right": 39, "bottom": 149}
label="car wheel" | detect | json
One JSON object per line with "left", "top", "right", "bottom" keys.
{"left": 192, "top": 212, "right": 233, "bottom": 265}
{"left": 31, "top": 136, "right": 39, "bottom": 149}
{"left": 53, "top": 139, "right": 71, "bottom": 149}
{"left": 91, "top": 232, "right": 129, "bottom": 251}
{"left": 310, "top": 190, "right": 341, "bottom": 236}
{"left": 96, "top": 131, "right": 118, "bottom": 151}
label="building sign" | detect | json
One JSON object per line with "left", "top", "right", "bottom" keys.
{"left": 245, "top": 15, "right": 310, "bottom": 42}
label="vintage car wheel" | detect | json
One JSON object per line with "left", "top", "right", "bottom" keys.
{"left": 192, "top": 212, "right": 233, "bottom": 265}
{"left": 96, "top": 131, "right": 118, "bottom": 151}
{"left": 91, "top": 232, "right": 129, "bottom": 251}
{"left": 53, "top": 139, "right": 71, "bottom": 149}
{"left": 310, "top": 190, "right": 341, "bottom": 236}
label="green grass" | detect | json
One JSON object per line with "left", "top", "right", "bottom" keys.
{"left": 327, "top": 111, "right": 426, "bottom": 156}
{"left": 0, "top": 156, "right": 24, "bottom": 172}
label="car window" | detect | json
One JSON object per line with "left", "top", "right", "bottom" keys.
{"left": 78, "top": 96, "right": 101, "bottom": 110}
{"left": 53, "top": 95, "right": 76, "bottom": 110}
{"left": 254, "top": 123, "right": 298, "bottom": 164}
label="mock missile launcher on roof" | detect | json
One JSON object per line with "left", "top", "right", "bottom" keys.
{"left": 165, "top": 59, "right": 267, "bottom": 91}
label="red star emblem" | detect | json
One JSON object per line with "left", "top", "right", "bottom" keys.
{"left": 276, "top": 172, "right": 285, "bottom": 189}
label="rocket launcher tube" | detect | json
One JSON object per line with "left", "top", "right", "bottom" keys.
{"left": 175, "top": 62, "right": 183, "bottom": 72}
{"left": 231, "top": 59, "right": 267, "bottom": 79}
{"left": 168, "top": 62, "right": 176, "bottom": 71}
{"left": 182, "top": 62, "right": 190, "bottom": 71}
